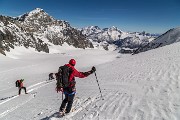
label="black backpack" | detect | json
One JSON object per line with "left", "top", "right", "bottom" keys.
{"left": 15, "top": 80, "right": 20, "bottom": 87}
{"left": 56, "top": 65, "right": 71, "bottom": 89}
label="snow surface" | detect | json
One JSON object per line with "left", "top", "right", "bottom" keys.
{"left": 0, "top": 42, "right": 180, "bottom": 120}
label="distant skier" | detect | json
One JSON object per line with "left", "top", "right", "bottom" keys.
{"left": 16, "top": 79, "right": 28, "bottom": 95}
{"left": 49, "top": 73, "right": 54, "bottom": 80}
{"left": 56, "top": 59, "right": 96, "bottom": 115}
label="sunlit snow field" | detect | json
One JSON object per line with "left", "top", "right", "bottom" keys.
{"left": 0, "top": 43, "right": 180, "bottom": 120}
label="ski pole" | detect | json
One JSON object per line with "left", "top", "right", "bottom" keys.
{"left": 62, "top": 92, "right": 63, "bottom": 101}
{"left": 94, "top": 71, "right": 104, "bottom": 100}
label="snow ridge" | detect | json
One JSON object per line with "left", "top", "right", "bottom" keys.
{"left": 133, "top": 27, "right": 180, "bottom": 54}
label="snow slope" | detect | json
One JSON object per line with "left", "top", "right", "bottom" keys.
{"left": 133, "top": 27, "right": 180, "bottom": 54}
{"left": 153, "top": 27, "right": 180, "bottom": 45}
{"left": 0, "top": 42, "right": 180, "bottom": 120}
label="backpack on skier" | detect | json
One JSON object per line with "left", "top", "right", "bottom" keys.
{"left": 15, "top": 80, "right": 20, "bottom": 87}
{"left": 56, "top": 65, "right": 71, "bottom": 92}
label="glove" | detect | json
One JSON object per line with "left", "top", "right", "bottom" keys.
{"left": 91, "top": 66, "right": 96, "bottom": 73}
{"left": 56, "top": 87, "right": 63, "bottom": 93}
{"left": 72, "top": 87, "right": 76, "bottom": 92}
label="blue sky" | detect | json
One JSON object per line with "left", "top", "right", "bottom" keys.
{"left": 0, "top": 0, "right": 180, "bottom": 33}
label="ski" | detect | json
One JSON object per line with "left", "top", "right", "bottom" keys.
{"left": 0, "top": 95, "right": 18, "bottom": 101}
{"left": 52, "top": 112, "right": 65, "bottom": 118}
{"left": 59, "top": 111, "right": 66, "bottom": 117}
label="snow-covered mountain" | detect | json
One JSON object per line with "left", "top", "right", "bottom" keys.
{"left": 0, "top": 8, "right": 93, "bottom": 55}
{"left": 81, "top": 26, "right": 157, "bottom": 52}
{"left": 82, "top": 26, "right": 123, "bottom": 42}
{"left": 2, "top": 8, "right": 178, "bottom": 56}
{"left": 133, "top": 27, "right": 180, "bottom": 54}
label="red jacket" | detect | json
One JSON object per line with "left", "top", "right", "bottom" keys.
{"left": 65, "top": 64, "right": 92, "bottom": 87}
{"left": 18, "top": 80, "right": 24, "bottom": 88}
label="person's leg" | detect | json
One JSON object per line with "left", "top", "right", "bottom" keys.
{"left": 19, "top": 88, "right": 21, "bottom": 95}
{"left": 23, "top": 87, "right": 27, "bottom": 94}
{"left": 59, "top": 94, "right": 68, "bottom": 112}
{"left": 65, "top": 94, "right": 75, "bottom": 113}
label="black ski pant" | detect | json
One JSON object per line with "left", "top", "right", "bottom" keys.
{"left": 59, "top": 94, "right": 75, "bottom": 113}
{"left": 19, "top": 87, "right": 27, "bottom": 95}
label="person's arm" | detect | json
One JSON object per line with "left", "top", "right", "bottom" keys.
{"left": 73, "top": 69, "right": 88, "bottom": 78}
{"left": 70, "top": 66, "right": 96, "bottom": 79}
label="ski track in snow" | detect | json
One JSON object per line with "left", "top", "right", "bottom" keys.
{"left": 45, "top": 66, "right": 180, "bottom": 120}
{"left": 0, "top": 80, "right": 54, "bottom": 105}
{"left": 47, "top": 47, "right": 180, "bottom": 120}
{"left": 0, "top": 92, "right": 37, "bottom": 119}
{"left": 0, "top": 79, "right": 55, "bottom": 118}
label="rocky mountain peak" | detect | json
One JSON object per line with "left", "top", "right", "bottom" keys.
{"left": 29, "top": 8, "right": 44, "bottom": 14}
{"left": 109, "top": 26, "right": 118, "bottom": 30}
{"left": 90, "top": 26, "right": 101, "bottom": 30}
{"left": 0, "top": 8, "right": 93, "bottom": 56}
{"left": 15, "top": 8, "right": 55, "bottom": 23}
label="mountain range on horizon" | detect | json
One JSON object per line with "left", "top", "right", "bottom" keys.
{"left": 0, "top": 8, "right": 180, "bottom": 56}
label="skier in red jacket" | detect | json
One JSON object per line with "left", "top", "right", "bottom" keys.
{"left": 18, "top": 79, "right": 28, "bottom": 95}
{"left": 59, "top": 59, "right": 96, "bottom": 114}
